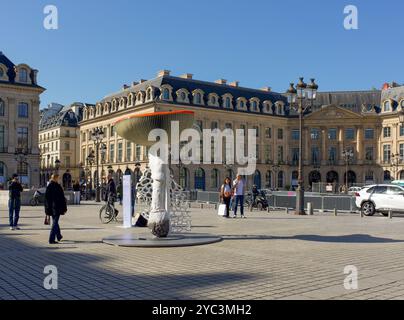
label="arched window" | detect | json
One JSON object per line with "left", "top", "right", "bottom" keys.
{"left": 225, "top": 97, "right": 231, "bottom": 108}
{"left": 265, "top": 171, "right": 272, "bottom": 188}
{"left": 179, "top": 167, "right": 189, "bottom": 189}
{"left": 384, "top": 100, "right": 391, "bottom": 112}
{"left": 163, "top": 88, "right": 170, "bottom": 100}
{"left": 239, "top": 100, "right": 244, "bottom": 109}
{"left": 0, "top": 98, "right": 4, "bottom": 116}
{"left": 19, "top": 68, "right": 28, "bottom": 83}
{"left": 194, "top": 168, "right": 206, "bottom": 190}
{"left": 278, "top": 171, "right": 284, "bottom": 188}
{"left": 251, "top": 101, "right": 258, "bottom": 111}
{"left": 196, "top": 93, "right": 202, "bottom": 104}
{"left": 0, "top": 67, "right": 4, "bottom": 78}
{"left": 0, "top": 162, "right": 6, "bottom": 188}
{"left": 211, "top": 169, "right": 220, "bottom": 189}
{"left": 211, "top": 96, "right": 216, "bottom": 104}
{"left": 365, "top": 170, "right": 374, "bottom": 182}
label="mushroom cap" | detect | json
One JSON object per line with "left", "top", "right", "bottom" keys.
{"left": 114, "top": 110, "right": 195, "bottom": 146}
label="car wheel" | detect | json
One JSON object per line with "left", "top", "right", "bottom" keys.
{"left": 361, "top": 201, "right": 375, "bottom": 216}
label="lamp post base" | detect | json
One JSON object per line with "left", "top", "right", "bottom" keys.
{"left": 295, "top": 187, "right": 306, "bottom": 216}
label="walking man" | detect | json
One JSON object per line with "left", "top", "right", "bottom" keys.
{"left": 233, "top": 174, "right": 246, "bottom": 219}
{"left": 8, "top": 174, "right": 23, "bottom": 230}
{"left": 45, "top": 174, "right": 67, "bottom": 244}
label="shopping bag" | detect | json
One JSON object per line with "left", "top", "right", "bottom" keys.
{"left": 217, "top": 204, "right": 227, "bottom": 216}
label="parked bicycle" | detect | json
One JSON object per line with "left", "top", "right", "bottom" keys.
{"left": 99, "top": 195, "right": 119, "bottom": 224}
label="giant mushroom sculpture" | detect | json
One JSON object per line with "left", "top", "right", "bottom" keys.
{"left": 114, "top": 110, "right": 195, "bottom": 238}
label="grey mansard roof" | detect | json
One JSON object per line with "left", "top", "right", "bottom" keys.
{"left": 314, "top": 90, "right": 382, "bottom": 113}
{"left": 100, "top": 74, "right": 289, "bottom": 115}
{"left": 39, "top": 103, "right": 89, "bottom": 130}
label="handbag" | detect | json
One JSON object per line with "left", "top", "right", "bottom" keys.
{"left": 44, "top": 215, "right": 50, "bottom": 225}
{"left": 217, "top": 204, "right": 227, "bottom": 216}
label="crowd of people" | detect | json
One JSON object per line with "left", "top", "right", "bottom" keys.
{"left": 219, "top": 174, "right": 247, "bottom": 219}
{"left": 7, "top": 172, "right": 120, "bottom": 245}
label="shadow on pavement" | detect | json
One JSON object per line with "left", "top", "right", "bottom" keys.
{"left": 0, "top": 233, "right": 259, "bottom": 299}
{"left": 222, "top": 234, "right": 404, "bottom": 243}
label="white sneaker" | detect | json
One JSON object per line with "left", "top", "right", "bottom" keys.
{"left": 10, "top": 227, "right": 14, "bottom": 231}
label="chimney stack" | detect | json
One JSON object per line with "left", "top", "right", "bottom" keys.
{"left": 261, "top": 86, "right": 272, "bottom": 92}
{"left": 215, "top": 79, "right": 227, "bottom": 85}
{"left": 132, "top": 81, "right": 139, "bottom": 87}
{"left": 139, "top": 79, "right": 147, "bottom": 83}
{"left": 157, "top": 70, "right": 171, "bottom": 77}
{"left": 122, "top": 84, "right": 129, "bottom": 90}
{"left": 229, "top": 81, "right": 239, "bottom": 87}
{"left": 180, "top": 73, "right": 193, "bottom": 80}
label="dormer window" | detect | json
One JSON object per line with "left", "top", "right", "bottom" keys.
{"left": 163, "top": 88, "right": 170, "bottom": 100}
{"left": 400, "top": 99, "right": 404, "bottom": 110}
{"left": 275, "top": 101, "right": 285, "bottom": 115}
{"left": 127, "top": 93, "right": 135, "bottom": 107}
{"left": 384, "top": 100, "right": 391, "bottom": 112}
{"left": 250, "top": 98, "right": 260, "bottom": 112}
{"left": 195, "top": 93, "right": 201, "bottom": 104}
{"left": 103, "top": 103, "right": 110, "bottom": 114}
{"left": 263, "top": 101, "right": 273, "bottom": 114}
{"left": 136, "top": 92, "right": 144, "bottom": 105}
{"left": 192, "top": 90, "right": 204, "bottom": 105}
{"left": 222, "top": 94, "right": 233, "bottom": 109}
{"left": 146, "top": 87, "right": 154, "bottom": 102}
{"left": 207, "top": 93, "right": 220, "bottom": 107}
{"left": 19, "top": 68, "right": 28, "bottom": 83}
{"left": 176, "top": 89, "right": 190, "bottom": 103}
{"left": 0, "top": 67, "right": 4, "bottom": 79}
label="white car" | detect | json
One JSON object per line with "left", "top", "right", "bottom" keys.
{"left": 355, "top": 184, "right": 404, "bottom": 216}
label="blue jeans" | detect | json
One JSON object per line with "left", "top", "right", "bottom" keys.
{"left": 49, "top": 215, "right": 62, "bottom": 243}
{"left": 8, "top": 198, "right": 21, "bottom": 227}
{"left": 234, "top": 195, "right": 244, "bottom": 216}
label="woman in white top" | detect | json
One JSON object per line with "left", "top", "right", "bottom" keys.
{"left": 220, "top": 177, "right": 233, "bottom": 218}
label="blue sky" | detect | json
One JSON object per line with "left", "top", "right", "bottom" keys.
{"left": 1, "top": 0, "right": 403, "bottom": 107}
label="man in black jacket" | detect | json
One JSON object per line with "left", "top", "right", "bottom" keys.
{"left": 8, "top": 174, "right": 23, "bottom": 230}
{"left": 45, "top": 174, "right": 67, "bottom": 244}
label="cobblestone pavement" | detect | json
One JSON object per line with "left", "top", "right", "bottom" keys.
{"left": 1, "top": 202, "right": 404, "bottom": 300}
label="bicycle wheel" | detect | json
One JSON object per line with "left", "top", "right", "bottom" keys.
{"left": 99, "top": 204, "right": 115, "bottom": 224}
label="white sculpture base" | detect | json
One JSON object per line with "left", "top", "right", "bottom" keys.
{"left": 148, "top": 152, "right": 171, "bottom": 238}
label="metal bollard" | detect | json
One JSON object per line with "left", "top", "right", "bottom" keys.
{"left": 307, "top": 202, "right": 314, "bottom": 216}
{"left": 360, "top": 210, "right": 364, "bottom": 218}
{"left": 389, "top": 210, "right": 393, "bottom": 219}
{"left": 285, "top": 208, "right": 289, "bottom": 215}
{"left": 334, "top": 208, "right": 338, "bottom": 216}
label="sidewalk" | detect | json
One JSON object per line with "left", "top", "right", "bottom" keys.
{"left": 1, "top": 203, "right": 404, "bottom": 300}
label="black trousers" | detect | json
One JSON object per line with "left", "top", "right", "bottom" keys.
{"left": 223, "top": 197, "right": 231, "bottom": 217}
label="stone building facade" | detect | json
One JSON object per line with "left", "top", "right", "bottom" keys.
{"left": 0, "top": 51, "right": 45, "bottom": 189}
{"left": 39, "top": 102, "right": 89, "bottom": 188}
{"left": 78, "top": 70, "right": 404, "bottom": 192}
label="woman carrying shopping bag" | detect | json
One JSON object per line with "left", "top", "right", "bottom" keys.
{"left": 220, "top": 177, "right": 233, "bottom": 218}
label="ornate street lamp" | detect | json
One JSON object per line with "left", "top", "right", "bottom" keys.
{"left": 285, "top": 78, "right": 318, "bottom": 215}
{"left": 391, "top": 153, "right": 401, "bottom": 180}
{"left": 342, "top": 148, "right": 354, "bottom": 192}
{"left": 272, "top": 164, "right": 280, "bottom": 190}
{"left": 90, "top": 127, "right": 105, "bottom": 202}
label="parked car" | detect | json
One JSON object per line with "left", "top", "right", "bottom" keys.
{"left": 348, "top": 186, "right": 363, "bottom": 195}
{"left": 355, "top": 184, "right": 404, "bottom": 216}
